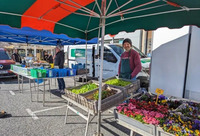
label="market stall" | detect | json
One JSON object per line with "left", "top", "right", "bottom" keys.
{"left": 1, "top": 0, "right": 200, "bottom": 136}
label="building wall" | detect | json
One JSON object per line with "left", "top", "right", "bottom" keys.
{"left": 103, "top": 30, "right": 153, "bottom": 55}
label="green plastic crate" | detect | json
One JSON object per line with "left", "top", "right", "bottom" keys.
{"left": 31, "top": 69, "right": 46, "bottom": 78}
{"left": 38, "top": 69, "right": 46, "bottom": 78}
{"left": 31, "top": 69, "right": 38, "bottom": 78}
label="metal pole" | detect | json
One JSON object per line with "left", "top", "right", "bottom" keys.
{"left": 97, "top": 24, "right": 101, "bottom": 79}
{"left": 85, "top": 33, "right": 88, "bottom": 82}
{"left": 25, "top": 46, "right": 28, "bottom": 57}
{"left": 183, "top": 26, "right": 192, "bottom": 98}
{"left": 145, "top": 31, "right": 149, "bottom": 55}
{"left": 97, "top": 0, "right": 106, "bottom": 135}
{"left": 34, "top": 45, "right": 37, "bottom": 58}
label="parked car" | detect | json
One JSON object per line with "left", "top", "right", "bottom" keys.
{"left": 0, "top": 48, "right": 16, "bottom": 78}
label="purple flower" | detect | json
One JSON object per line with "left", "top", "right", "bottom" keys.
{"left": 194, "top": 119, "right": 199, "bottom": 124}
{"left": 159, "top": 95, "right": 165, "bottom": 100}
{"left": 169, "top": 120, "right": 173, "bottom": 124}
{"left": 192, "top": 124, "right": 197, "bottom": 129}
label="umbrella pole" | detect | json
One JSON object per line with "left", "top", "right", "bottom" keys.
{"left": 85, "top": 33, "right": 88, "bottom": 82}
{"left": 96, "top": 0, "right": 106, "bottom": 136}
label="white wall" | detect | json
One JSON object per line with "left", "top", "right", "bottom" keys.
{"left": 150, "top": 34, "right": 189, "bottom": 98}
{"left": 153, "top": 26, "right": 189, "bottom": 50}
{"left": 185, "top": 26, "right": 200, "bottom": 101}
{"left": 104, "top": 30, "right": 142, "bottom": 49}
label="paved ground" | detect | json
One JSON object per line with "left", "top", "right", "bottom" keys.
{"left": 0, "top": 77, "right": 140, "bottom": 136}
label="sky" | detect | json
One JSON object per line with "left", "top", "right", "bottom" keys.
{"left": 152, "top": 26, "right": 189, "bottom": 50}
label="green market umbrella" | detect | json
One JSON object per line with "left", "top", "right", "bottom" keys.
{"left": 1, "top": 0, "right": 200, "bottom": 135}
{"left": 1, "top": 0, "right": 200, "bottom": 39}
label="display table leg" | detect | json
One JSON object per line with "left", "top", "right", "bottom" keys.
{"left": 49, "top": 79, "right": 51, "bottom": 98}
{"left": 37, "top": 79, "right": 39, "bottom": 102}
{"left": 64, "top": 103, "right": 69, "bottom": 124}
{"left": 29, "top": 79, "right": 33, "bottom": 102}
{"left": 85, "top": 113, "right": 91, "bottom": 136}
{"left": 18, "top": 75, "right": 20, "bottom": 92}
{"left": 21, "top": 76, "right": 24, "bottom": 93}
{"left": 43, "top": 80, "right": 45, "bottom": 106}
{"left": 74, "top": 76, "right": 76, "bottom": 86}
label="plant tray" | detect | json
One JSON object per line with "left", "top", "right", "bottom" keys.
{"left": 103, "top": 77, "right": 140, "bottom": 99}
{"left": 114, "top": 109, "right": 156, "bottom": 136}
{"left": 64, "top": 85, "right": 123, "bottom": 114}
{"left": 80, "top": 85, "right": 123, "bottom": 113}
{"left": 64, "top": 80, "right": 99, "bottom": 103}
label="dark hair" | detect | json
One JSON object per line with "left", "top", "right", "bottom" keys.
{"left": 123, "top": 38, "right": 132, "bottom": 47}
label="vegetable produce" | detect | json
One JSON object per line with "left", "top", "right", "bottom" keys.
{"left": 71, "top": 83, "right": 98, "bottom": 94}
{"left": 93, "top": 87, "right": 116, "bottom": 100}
{"left": 93, "top": 90, "right": 109, "bottom": 100}
{"left": 105, "top": 79, "right": 131, "bottom": 86}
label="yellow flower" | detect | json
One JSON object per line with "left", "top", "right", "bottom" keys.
{"left": 178, "top": 116, "right": 184, "bottom": 124}
{"left": 161, "top": 100, "right": 167, "bottom": 103}
{"left": 195, "top": 130, "right": 199, "bottom": 134}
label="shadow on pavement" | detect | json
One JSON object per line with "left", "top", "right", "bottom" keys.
{"left": 102, "top": 117, "right": 130, "bottom": 136}
{"left": 0, "top": 78, "right": 29, "bottom": 84}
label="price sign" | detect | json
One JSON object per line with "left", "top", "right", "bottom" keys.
{"left": 155, "top": 88, "right": 164, "bottom": 95}
{"left": 155, "top": 88, "right": 164, "bottom": 105}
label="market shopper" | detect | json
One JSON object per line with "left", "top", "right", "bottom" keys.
{"left": 12, "top": 49, "right": 22, "bottom": 64}
{"left": 43, "top": 51, "right": 49, "bottom": 61}
{"left": 118, "top": 38, "right": 142, "bottom": 80}
{"left": 54, "top": 45, "right": 65, "bottom": 94}
{"left": 48, "top": 54, "right": 53, "bottom": 63}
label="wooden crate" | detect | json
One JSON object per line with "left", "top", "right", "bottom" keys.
{"left": 80, "top": 85, "right": 124, "bottom": 113}
{"left": 64, "top": 85, "right": 124, "bottom": 114}
{"left": 64, "top": 80, "right": 98, "bottom": 103}
{"left": 103, "top": 77, "right": 140, "bottom": 98}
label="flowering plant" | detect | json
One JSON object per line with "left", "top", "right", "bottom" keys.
{"left": 116, "top": 99, "right": 168, "bottom": 125}
{"left": 116, "top": 93, "right": 200, "bottom": 135}
{"left": 139, "top": 93, "right": 181, "bottom": 110}
{"left": 161, "top": 114, "right": 200, "bottom": 136}
{"left": 177, "top": 102, "right": 200, "bottom": 120}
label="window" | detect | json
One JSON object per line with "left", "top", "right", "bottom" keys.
{"left": 0, "top": 50, "right": 11, "bottom": 60}
{"left": 99, "top": 47, "right": 117, "bottom": 63}
{"left": 109, "top": 44, "right": 147, "bottom": 58}
{"left": 132, "top": 46, "right": 147, "bottom": 58}
{"left": 108, "top": 45, "right": 124, "bottom": 56}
